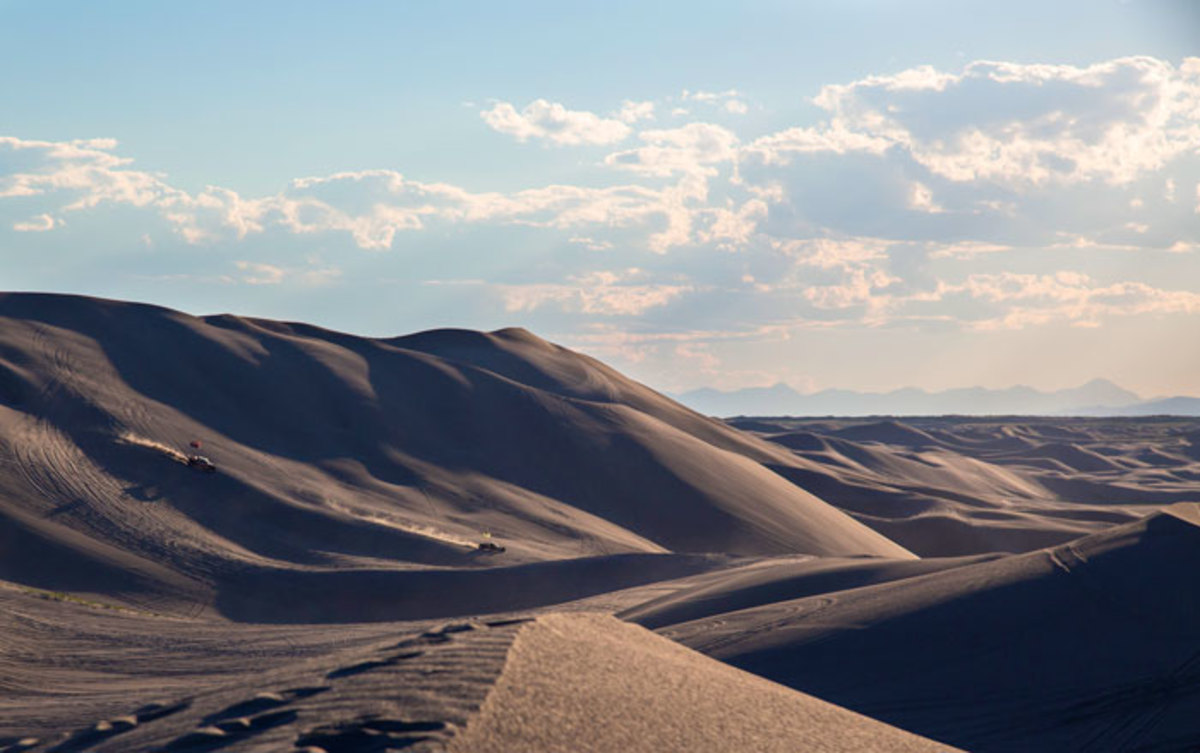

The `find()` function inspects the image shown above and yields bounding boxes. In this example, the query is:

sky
[3,0,1199,397]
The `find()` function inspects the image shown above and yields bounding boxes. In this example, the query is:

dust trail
[325,498,480,549]
[117,432,189,464]
[365,514,481,548]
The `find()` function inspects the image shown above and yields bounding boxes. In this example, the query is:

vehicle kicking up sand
[185,455,216,473]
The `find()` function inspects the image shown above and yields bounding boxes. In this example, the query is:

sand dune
[620,553,1000,629]
[4,292,1197,751]
[0,292,908,620]
[448,613,958,752]
[665,504,1200,751]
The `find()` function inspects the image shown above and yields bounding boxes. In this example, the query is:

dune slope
[665,504,1200,752]
[450,613,958,753]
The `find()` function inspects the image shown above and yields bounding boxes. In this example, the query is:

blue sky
[3,0,1199,396]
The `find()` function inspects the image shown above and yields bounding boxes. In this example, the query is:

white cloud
[682,89,739,102]
[568,236,614,251]
[0,135,178,209]
[480,99,631,145]
[616,100,655,124]
[804,266,900,309]
[723,99,749,115]
[949,271,1200,329]
[605,122,739,177]
[773,237,891,269]
[478,269,695,316]
[231,261,286,285]
[698,198,768,249]
[928,241,1010,259]
[805,56,1200,186]
[0,137,713,252]
[12,213,55,232]
[743,125,890,164]
[908,182,944,213]
[227,260,341,286]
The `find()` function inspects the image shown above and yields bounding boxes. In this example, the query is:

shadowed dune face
[664,506,1200,752]
[619,553,1001,630]
[0,292,908,620]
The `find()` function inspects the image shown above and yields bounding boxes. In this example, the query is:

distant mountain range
[674,378,1200,417]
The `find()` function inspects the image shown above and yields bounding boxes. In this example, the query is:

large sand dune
[0,293,908,619]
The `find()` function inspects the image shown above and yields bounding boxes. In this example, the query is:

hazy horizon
[4,0,1199,397]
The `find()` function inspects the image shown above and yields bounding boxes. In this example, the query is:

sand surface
[449,613,958,752]
[2,292,1199,751]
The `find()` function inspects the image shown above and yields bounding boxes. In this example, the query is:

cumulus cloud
[605,123,739,177]
[0,135,178,209]
[0,137,712,252]
[616,100,655,124]
[480,99,631,145]
[743,125,890,164]
[802,56,1200,186]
